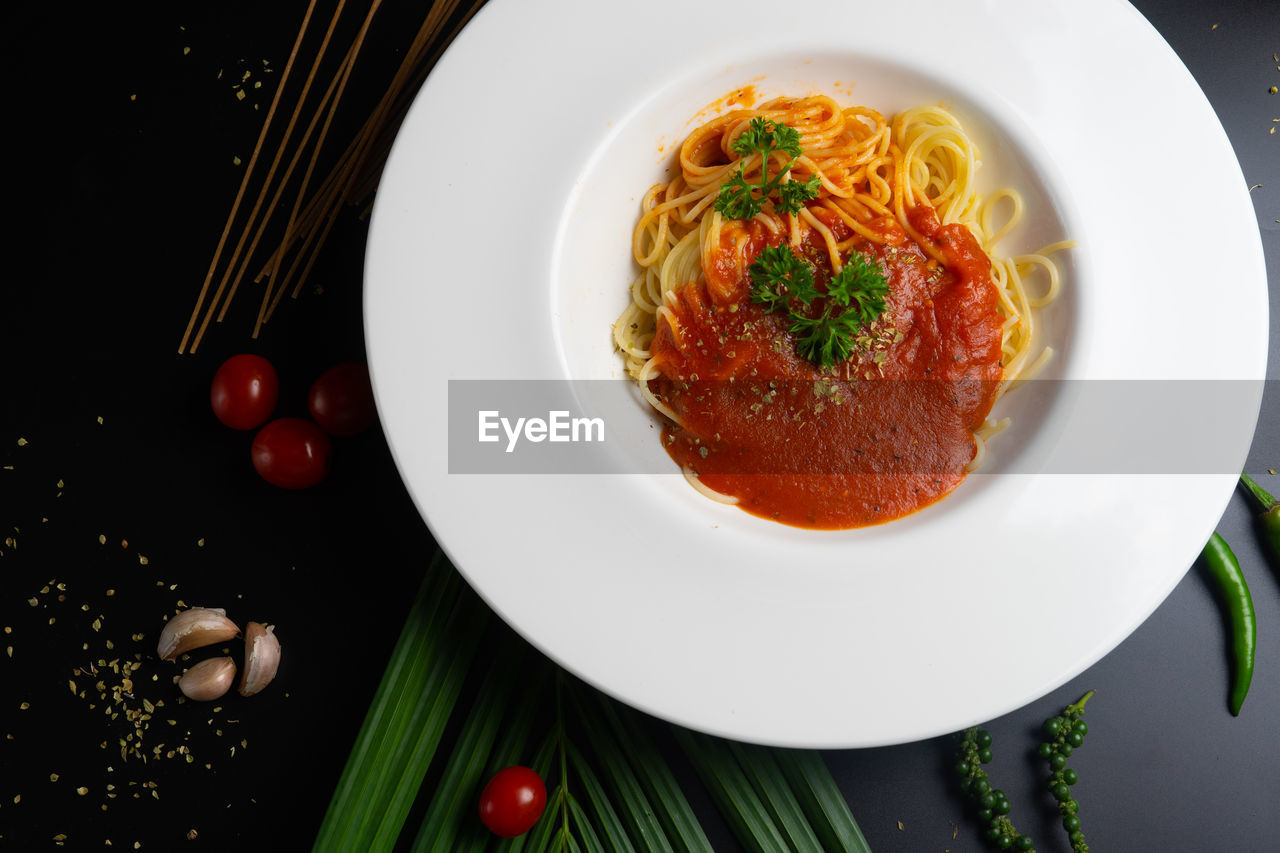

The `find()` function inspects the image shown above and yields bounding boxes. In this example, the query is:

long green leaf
[524,785,565,853]
[455,662,549,853]
[313,554,462,851]
[368,592,488,848]
[588,692,714,853]
[325,558,453,834]
[729,743,824,852]
[566,689,675,853]
[671,727,791,853]
[772,749,872,853]
[565,791,608,853]
[410,642,526,851]
[565,741,639,853]
[484,659,549,772]
[353,562,460,845]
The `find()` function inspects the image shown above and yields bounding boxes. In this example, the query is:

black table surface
[3,1,1278,850]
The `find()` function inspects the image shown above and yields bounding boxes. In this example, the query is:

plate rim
[363,0,1269,747]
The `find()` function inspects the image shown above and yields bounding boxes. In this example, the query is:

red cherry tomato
[210,354,279,430]
[250,418,332,489]
[478,765,546,838]
[308,362,377,437]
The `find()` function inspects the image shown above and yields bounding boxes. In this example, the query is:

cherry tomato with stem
[478,765,547,838]
[251,417,333,489]
[308,362,377,437]
[210,354,279,430]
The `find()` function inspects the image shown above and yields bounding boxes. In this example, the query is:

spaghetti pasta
[614,93,1069,528]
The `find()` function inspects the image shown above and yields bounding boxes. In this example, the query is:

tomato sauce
[648,206,1003,528]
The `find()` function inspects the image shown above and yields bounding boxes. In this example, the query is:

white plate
[365,0,1268,747]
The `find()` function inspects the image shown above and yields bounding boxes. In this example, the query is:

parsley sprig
[748,245,890,367]
[715,117,822,219]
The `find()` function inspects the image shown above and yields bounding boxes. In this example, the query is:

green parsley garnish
[748,245,818,310]
[748,246,890,368]
[715,117,822,219]
[824,251,890,327]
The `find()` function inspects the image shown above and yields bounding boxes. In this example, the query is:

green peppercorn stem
[1040,691,1095,853]
[955,728,1036,853]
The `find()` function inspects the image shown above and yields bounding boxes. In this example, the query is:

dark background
[2,0,1278,850]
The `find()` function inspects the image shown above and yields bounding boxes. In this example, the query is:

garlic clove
[157,607,241,661]
[178,656,237,701]
[239,622,281,697]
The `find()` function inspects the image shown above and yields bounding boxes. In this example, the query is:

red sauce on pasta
[648,205,1003,528]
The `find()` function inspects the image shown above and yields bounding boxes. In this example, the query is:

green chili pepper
[1201,532,1256,716]
[1239,473,1280,561]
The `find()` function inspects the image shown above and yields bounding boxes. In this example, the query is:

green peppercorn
[1063,815,1081,832]
[1066,731,1084,748]
[956,704,1097,853]
[1063,769,1078,785]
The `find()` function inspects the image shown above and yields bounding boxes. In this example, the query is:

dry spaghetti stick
[296,0,458,222]
[266,0,448,318]
[345,0,475,201]
[189,0,343,350]
[305,0,468,222]
[282,190,346,308]
[252,164,339,286]
[267,0,484,328]
[250,0,390,294]
[190,0,344,353]
[179,0,319,353]
[270,137,363,317]
[233,49,351,330]
[261,1,385,325]
[247,36,365,337]
[349,0,488,202]
[251,121,353,285]
[253,0,416,308]
[213,0,355,328]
